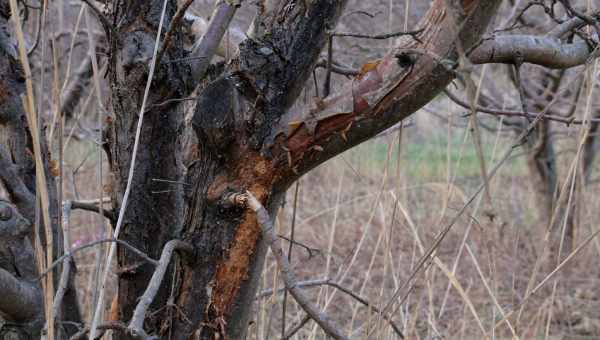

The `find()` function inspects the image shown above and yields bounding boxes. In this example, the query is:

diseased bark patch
[209,151,273,318]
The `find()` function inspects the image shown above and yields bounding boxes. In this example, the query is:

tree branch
[443,89,600,125]
[0,267,41,321]
[183,12,245,58]
[258,277,404,338]
[268,0,503,187]
[70,199,116,223]
[469,35,596,68]
[42,238,159,278]
[128,240,193,337]
[244,192,348,340]
[190,0,241,83]
[0,145,35,220]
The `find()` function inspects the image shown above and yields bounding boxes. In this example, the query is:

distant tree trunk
[519,68,576,255]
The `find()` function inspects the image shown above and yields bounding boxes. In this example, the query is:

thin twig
[443,89,600,125]
[281,314,311,339]
[51,201,74,327]
[259,278,404,338]
[156,0,195,65]
[281,182,300,338]
[332,28,424,40]
[245,192,348,340]
[80,0,113,38]
[41,238,159,279]
[68,322,130,340]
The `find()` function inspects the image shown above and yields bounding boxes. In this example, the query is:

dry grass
[59,112,600,340]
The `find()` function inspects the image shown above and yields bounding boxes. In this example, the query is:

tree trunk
[104,0,503,338]
[0,3,81,338]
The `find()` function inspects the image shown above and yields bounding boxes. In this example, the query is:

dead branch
[443,89,600,125]
[244,192,348,340]
[332,28,424,40]
[42,238,159,278]
[68,321,130,340]
[128,240,193,337]
[269,0,503,186]
[258,277,404,338]
[50,201,74,334]
[156,0,195,64]
[70,199,116,222]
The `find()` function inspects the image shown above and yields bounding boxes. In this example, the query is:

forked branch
[128,240,193,337]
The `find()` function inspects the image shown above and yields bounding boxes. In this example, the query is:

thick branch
[469,35,595,68]
[0,267,41,321]
[184,12,244,58]
[269,0,503,186]
[245,192,348,340]
[70,200,116,222]
[190,0,241,82]
[0,145,35,219]
[128,240,193,336]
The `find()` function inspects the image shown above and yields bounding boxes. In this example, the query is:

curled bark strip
[245,192,348,340]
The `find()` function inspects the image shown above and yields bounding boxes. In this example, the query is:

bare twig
[281,314,311,339]
[315,58,359,76]
[443,89,600,125]
[80,0,113,38]
[68,322,130,340]
[332,28,424,40]
[51,201,74,325]
[259,277,404,338]
[128,240,193,336]
[156,0,195,65]
[41,238,159,279]
[244,192,348,340]
[70,200,116,222]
